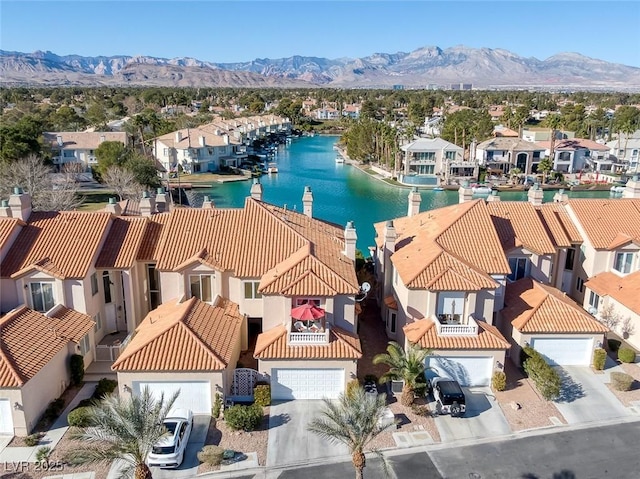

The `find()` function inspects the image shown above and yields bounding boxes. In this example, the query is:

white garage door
[425,356,493,387]
[272,369,344,400]
[0,399,14,435]
[530,338,593,366]
[132,381,211,414]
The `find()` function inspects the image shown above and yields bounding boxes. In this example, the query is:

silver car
[147,408,193,468]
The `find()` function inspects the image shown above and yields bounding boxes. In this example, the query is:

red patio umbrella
[290,303,325,323]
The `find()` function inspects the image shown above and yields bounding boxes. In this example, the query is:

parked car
[147,408,193,468]
[431,378,466,417]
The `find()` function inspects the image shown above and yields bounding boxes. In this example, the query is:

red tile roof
[0,217,24,251]
[486,202,556,255]
[586,271,640,313]
[95,217,148,269]
[536,203,582,247]
[567,199,640,250]
[404,319,511,350]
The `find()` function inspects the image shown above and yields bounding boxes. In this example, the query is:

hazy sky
[2,1,639,66]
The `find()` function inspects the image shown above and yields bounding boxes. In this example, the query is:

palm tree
[308,386,397,479]
[64,387,179,479]
[545,114,563,171]
[373,341,431,406]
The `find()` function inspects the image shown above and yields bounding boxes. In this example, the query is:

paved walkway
[0,382,96,463]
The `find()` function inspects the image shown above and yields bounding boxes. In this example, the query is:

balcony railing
[434,315,478,336]
[288,328,330,344]
[95,332,133,362]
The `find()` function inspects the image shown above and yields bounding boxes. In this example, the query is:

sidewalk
[0,382,96,463]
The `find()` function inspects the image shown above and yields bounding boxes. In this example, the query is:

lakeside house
[43,131,128,172]
[398,137,475,186]
[475,137,546,175]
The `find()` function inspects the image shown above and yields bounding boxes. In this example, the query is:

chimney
[105,197,122,216]
[56,135,63,147]
[553,188,568,203]
[199,135,206,147]
[175,131,183,143]
[202,195,214,209]
[528,183,544,206]
[622,174,640,199]
[343,221,357,261]
[486,190,501,202]
[0,199,12,217]
[383,220,397,296]
[8,187,32,221]
[250,178,263,201]
[99,135,106,144]
[458,181,473,204]
[155,187,169,213]
[302,186,313,218]
[140,191,155,217]
[407,187,421,217]
[223,134,230,145]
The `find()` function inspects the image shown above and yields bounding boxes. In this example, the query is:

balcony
[288,326,330,344]
[434,315,478,336]
[95,331,132,362]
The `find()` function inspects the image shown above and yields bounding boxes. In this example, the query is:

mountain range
[2,45,639,89]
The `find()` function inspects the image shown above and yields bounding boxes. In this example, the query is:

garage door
[0,399,13,435]
[530,338,593,366]
[425,356,493,387]
[272,369,344,400]
[132,381,211,414]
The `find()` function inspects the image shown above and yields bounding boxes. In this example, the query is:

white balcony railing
[95,333,133,362]
[434,316,478,336]
[288,328,330,344]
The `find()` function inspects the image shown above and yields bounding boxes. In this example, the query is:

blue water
[199,136,608,252]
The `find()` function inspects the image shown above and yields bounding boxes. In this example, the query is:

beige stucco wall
[257,359,358,387]
[229,276,263,318]
[0,278,19,312]
[595,296,640,351]
[262,295,289,331]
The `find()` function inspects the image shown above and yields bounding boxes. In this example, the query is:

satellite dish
[360,282,371,293]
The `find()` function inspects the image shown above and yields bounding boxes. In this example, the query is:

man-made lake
[199,135,608,252]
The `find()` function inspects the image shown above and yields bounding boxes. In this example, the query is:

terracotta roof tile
[11,257,65,280]
[0,217,24,251]
[536,203,582,247]
[505,278,608,333]
[1,211,111,279]
[112,297,243,371]
[0,306,93,387]
[137,214,170,262]
[586,271,640,313]
[44,131,127,150]
[410,252,497,291]
[567,199,640,250]
[254,325,362,360]
[48,306,95,343]
[404,319,511,350]
[486,202,556,255]
[95,217,148,269]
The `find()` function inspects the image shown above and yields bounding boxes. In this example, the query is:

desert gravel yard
[606,362,640,407]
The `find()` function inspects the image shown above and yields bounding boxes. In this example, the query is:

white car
[147,408,193,468]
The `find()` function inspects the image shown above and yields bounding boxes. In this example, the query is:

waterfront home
[521,127,575,142]
[314,107,340,120]
[43,131,128,172]
[399,137,473,186]
[342,104,361,119]
[535,138,611,174]
[606,137,640,173]
[475,137,546,175]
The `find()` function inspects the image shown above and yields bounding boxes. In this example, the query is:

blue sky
[2,1,639,66]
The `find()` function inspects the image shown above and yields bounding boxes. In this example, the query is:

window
[576,276,585,293]
[103,272,112,304]
[437,292,465,322]
[565,248,576,271]
[388,310,397,334]
[416,152,436,161]
[30,282,55,312]
[147,264,161,310]
[79,333,90,355]
[91,273,99,296]
[507,257,528,282]
[190,274,213,302]
[93,312,102,333]
[445,151,457,161]
[244,281,262,299]
[614,252,634,274]
[588,291,600,310]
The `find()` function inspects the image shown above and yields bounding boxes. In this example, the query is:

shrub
[345,379,361,400]
[411,404,431,417]
[523,347,561,401]
[592,348,607,370]
[24,433,43,447]
[197,445,225,466]
[76,398,94,409]
[67,406,92,427]
[492,371,507,391]
[610,372,634,391]
[253,385,271,407]
[70,354,84,385]
[93,378,118,399]
[608,339,621,352]
[224,404,263,432]
[43,398,65,421]
[618,348,636,364]
[212,393,222,419]
[414,373,428,398]
[35,446,51,462]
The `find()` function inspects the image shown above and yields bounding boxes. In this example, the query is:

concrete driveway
[431,387,511,442]
[149,415,210,479]
[267,400,348,467]
[553,365,631,424]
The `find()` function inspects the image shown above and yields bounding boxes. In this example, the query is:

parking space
[431,387,511,442]
[267,400,348,467]
[553,366,631,424]
[149,415,210,479]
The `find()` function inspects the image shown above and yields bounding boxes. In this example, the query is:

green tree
[64,387,178,479]
[50,105,85,131]
[537,157,553,183]
[373,341,431,406]
[94,141,128,180]
[308,386,396,479]
[613,105,640,161]
[0,115,43,161]
[543,114,563,169]
[513,105,530,136]
[126,153,161,189]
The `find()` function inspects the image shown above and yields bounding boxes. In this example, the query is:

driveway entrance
[267,401,348,467]
[432,387,511,442]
